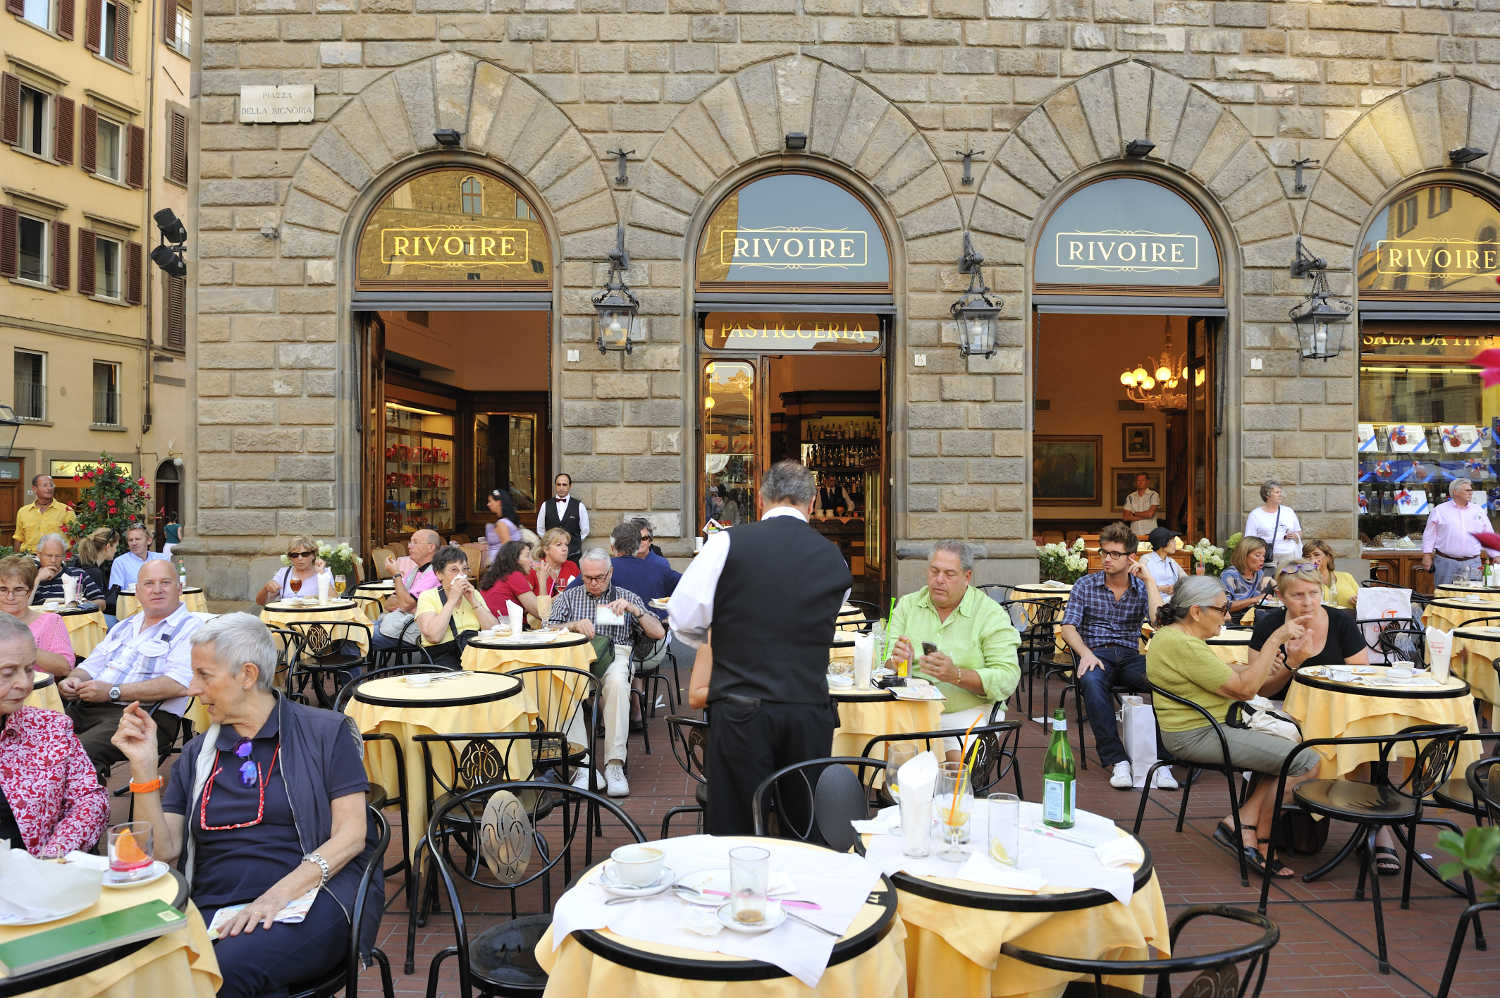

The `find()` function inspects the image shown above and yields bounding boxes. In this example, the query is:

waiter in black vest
[670,460,851,836]
[536,472,589,563]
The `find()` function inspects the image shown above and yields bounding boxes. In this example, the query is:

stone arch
[1303,78,1500,286]
[279,53,618,269]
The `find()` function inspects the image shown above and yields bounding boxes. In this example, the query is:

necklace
[200,741,281,831]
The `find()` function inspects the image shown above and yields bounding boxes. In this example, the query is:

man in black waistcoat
[536,472,589,563]
[669,460,852,836]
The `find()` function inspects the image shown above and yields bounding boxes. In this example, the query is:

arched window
[1358,184,1500,296]
[460,176,482,214]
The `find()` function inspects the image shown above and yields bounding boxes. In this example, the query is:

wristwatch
[303,852,331,887]
[109,685,122,702]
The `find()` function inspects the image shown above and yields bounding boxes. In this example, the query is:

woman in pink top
[0,556,74,677]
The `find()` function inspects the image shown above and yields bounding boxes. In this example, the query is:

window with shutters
[94,235,120,300]
[13,351,46,423]
[166,108,187,187]
[16,215,47,286]
[162,273,186,351]
[170,5,190,58]
[16,85,50,159]
[100,0,127,66]
[92,361,120,427]
[94,115,121,181]
[20,0,51,31]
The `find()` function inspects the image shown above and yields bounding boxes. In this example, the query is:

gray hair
[760,460,817,507]
[579,547,611,568]
[36,533,67,553]
[126,523,152,539]
[190,612,278,693]
[1450,478,1475,497]
[1259,480,1282,502]
[610,522,639,556]
[930,539,973,573]
[0,612,36,649]
[1158,575,1227,626]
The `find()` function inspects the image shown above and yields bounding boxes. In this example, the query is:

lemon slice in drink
[989,840,1012,865]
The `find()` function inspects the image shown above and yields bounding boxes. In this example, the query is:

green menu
[0,900,187,977]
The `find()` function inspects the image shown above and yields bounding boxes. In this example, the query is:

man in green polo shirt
[888,540,1021,761]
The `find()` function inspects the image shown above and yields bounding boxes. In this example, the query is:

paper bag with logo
[1356,587,1413,663]
[1116,694,1159,788]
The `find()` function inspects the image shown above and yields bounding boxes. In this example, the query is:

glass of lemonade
[937,761,973,861]
[988,793,1020,867]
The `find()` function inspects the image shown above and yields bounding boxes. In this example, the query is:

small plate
[597,864,675,897]
[649,598,670,609]
[717,901,786,934]
[0,899,94,926]
[827,675,853,688]
[103,861,170,889]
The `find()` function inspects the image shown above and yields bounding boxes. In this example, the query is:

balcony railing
[93,391,121,427]
[13,381,45,421]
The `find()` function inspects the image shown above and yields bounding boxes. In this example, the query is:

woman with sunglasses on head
[1147,576,1322,879]
[255,535,333,607]
[1248,562,1367,698]
[111,613,383,998]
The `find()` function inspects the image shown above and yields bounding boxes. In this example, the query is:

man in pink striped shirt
[1421,480,1499,585]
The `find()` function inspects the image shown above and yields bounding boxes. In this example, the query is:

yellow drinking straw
[947,712,986,824]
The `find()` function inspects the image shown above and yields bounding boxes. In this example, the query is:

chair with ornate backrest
[1434,757,1500,998]
[507,665,600,791]
[1000,904,1279,998]
[285,619,372,709]
[660,714,709,838]
[1002,597,1066,720]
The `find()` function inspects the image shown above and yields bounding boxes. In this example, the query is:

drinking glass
[886,742,919,803]
[728,846,770,926]
[288,577,303,597]
[108,821,154,881]
[987,793,1021,867]
[334,574,347,597]
[937,761,973,861]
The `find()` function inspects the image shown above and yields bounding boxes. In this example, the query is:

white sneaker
[571,768,594,790]
[604,764,630,798]
[1152,767,1179,790]
[1110,761,1134,789]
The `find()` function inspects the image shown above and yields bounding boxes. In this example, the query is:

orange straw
[947,712,985,824]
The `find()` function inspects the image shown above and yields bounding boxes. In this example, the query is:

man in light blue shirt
[108,524,169,590]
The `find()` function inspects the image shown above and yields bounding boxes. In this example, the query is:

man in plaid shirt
[548,548,665,798]
[1060,521,1173,791]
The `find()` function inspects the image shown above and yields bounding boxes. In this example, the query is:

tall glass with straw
[937,761,973,860]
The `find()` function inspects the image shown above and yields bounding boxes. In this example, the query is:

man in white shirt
[60,560,203,780]
[1121,472,1160,538]
[108,524,169,590]
[536,473,589,564]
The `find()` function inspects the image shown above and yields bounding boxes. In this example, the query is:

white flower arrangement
[1189,538,1226,577]
[280,540,363,579]
[1038,538,1090,583]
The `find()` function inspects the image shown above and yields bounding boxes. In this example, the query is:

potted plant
[1037,538,1089,584]
[63,453,152,553]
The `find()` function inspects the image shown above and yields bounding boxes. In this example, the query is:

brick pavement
[114,702,1499,997]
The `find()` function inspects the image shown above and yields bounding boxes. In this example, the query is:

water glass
[898,785,932,858]
[108,821,154,881]
[987,793,1021,867]
[937,761,973,861]
[728,846,770,926]
[885,742,918,802]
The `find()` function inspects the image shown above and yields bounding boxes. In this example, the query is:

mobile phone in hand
[921,641,938,656]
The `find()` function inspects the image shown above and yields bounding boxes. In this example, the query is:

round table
[1449,626,1500,707]
[1011,584,1073,599]
[0,870,219,998]
[1205,629,1253,666]
[353,582,394,622]
[50,606,107,658]
[1422,597,1500,635]
[828,684,946,758]
[261,599,370,655]
[462,633,596,718]
[1434,584,1500,602]
[116,588,207,620]
[23,674,64,712]
[536,837,906,997]
[1283,667,1482,780]
[344,670,532,862]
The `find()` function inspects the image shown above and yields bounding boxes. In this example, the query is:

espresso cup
[1330,667,1354,683]
[610,844,665,886]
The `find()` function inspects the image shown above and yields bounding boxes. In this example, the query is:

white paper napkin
[954,852,1045,892]
[0,844,102,924]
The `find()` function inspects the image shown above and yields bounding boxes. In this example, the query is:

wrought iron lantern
[593,226,641,354]
[949,234,1002,359]
[1288,237,1352,361]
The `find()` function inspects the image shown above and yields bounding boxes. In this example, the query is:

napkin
[852,632,873,689]
[61,574,77,605]
[507,601,524,635]
[0,844,102,924]
[316,574,330,604]
[1095,836,1145,868]
[954,852,1045,892]
[897,752,939,857]
[1427,625,1453,683]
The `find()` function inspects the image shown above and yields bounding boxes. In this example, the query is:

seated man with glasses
[549,548,665,799]
[1059,521,1175,790]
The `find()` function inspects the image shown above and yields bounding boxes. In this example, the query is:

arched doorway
[1030,176,1227,547]
[693,171,893,600]
[352,166,554,560]
[154,459,180,552]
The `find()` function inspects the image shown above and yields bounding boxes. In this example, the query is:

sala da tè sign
[380,227,531,266]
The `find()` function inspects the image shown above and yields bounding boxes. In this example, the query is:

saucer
[827,675,854,688]
[104,861,170,889]
[717,901,787,934]
[597,864,675,898]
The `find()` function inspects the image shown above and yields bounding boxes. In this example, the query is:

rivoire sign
[380,228,530,265]
[1051,231,1200,273]
[718,228,868,268]
[1374,240,1500,278]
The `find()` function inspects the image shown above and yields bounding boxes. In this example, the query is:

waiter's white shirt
[535,495,590,541]
[669,506,850,649]
[1123,489,1160,536]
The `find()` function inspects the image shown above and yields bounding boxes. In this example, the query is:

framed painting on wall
[1122,423,1155,462]
[1033,435,1102,507]
[1112,467,1165,512]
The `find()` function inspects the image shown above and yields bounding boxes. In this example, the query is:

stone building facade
[181,0,1500,596]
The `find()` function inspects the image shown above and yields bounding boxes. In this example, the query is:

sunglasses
[1277,562,1316,575]
[288,551,315,558]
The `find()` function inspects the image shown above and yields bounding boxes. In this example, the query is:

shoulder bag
[424,584,477,667]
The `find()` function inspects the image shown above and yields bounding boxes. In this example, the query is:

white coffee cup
[610,844,664,887]
[1386,666,1414,680]
[1330,667,1354,683]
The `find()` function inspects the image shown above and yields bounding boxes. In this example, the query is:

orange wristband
[129,776,163,794]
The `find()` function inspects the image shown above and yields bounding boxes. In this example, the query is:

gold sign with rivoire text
[719,228,867,268]
[1053,231,1200,273]
[1374,240,1500,279]
[380,227,530,267]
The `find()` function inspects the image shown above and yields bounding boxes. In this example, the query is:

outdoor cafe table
[115,587,207,620]
[1282,667,1482,780]
[1423,597,1500,634]
[462,631,596,717]
[828,683,945,759]
[1434,583,1500,602]
[0,870,219,998]
[23,674,64,712]
[1449,626,1500,709]
[344,670,532,862]
[536,836,906,998]
[353,581,394,621]
[1205,629,1253,666]
[260,598,370,655]
[52,606,106,658]
[861,805,1168,998]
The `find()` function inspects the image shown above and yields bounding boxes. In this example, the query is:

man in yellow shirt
[14,475,77,553]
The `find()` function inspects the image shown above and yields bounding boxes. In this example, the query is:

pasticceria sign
[380,227,530,266]
[702,312,883,352]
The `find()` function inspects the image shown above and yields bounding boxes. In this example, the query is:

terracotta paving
[115,693,1500,997]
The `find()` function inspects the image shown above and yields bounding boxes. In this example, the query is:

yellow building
[2,0,182,538]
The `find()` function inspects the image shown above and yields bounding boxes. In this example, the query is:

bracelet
[129,776,163,793]
[303,852,331,887]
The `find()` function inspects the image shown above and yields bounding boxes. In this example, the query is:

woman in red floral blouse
[0,614,108,856]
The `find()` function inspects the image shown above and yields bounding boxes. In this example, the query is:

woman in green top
[1146,576,1320,879]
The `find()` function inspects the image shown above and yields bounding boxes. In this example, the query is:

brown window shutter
[4,0,24,17]
[164,274,186,349]
[78,229,96,297]
[85,0,100,53]
[80,105,97,173]
[1,74,18,148]
[168,109,187,185]
[0,206,17,280]
[127,124,144,188]
[126,240,142,305]
[162,0,174,44]
[113,3,129,66]
[52,221,70,290]
[54,97,74,166]
[57,0,74,39]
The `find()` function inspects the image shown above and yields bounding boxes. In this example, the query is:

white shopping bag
[1356,587,1413,663]
[1117,695,1159,789]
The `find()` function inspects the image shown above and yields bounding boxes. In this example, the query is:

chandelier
[1119,318,1203,411]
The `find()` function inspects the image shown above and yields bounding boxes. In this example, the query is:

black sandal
[1254,841,1296,879]
[1372,846,1402,876]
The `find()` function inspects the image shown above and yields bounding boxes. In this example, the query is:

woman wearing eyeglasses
[255,535,333,607]
[1147,576,1321,879]
[111,613,383,998]
[0,555,75,679]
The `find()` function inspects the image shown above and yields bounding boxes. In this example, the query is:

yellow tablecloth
[353,586,393,622]
[1283,674,1482,780]
[1424,599,1500,633]
[24,680,64,712]
[832,696,946,758]
[462,639,596,718]
[116,589,207,620]
[61,609,108,658]
[1452,627,1500,706]
[1434,584,1500,602]
[261,601,370,655]
[344,672,536,861]
[0,875,219,998]
[1206,634,1252,667]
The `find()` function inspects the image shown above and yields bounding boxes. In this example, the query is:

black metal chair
[859,719,1025,804]
[1001,597,1065,721]
[1000,904,1279,998]
[1130,685,1252,886]
[1353,616,1426,666]
[370,633,434,671]
[1434,757,1500,998]
[751,756,888,852]
[1429,733,1500,823]
[976,583,1013,605]
[660,714,708,838]
[286,805,396,998]
[421,782,646,997]
[1258,724,1470,973]
[508,665,600,790]
[286,619,372,709]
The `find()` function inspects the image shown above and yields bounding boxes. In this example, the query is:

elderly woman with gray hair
[1147,576,1321,879]
[110,613,383,998]
[1243,480,1302,570]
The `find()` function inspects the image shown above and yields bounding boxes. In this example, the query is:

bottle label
[1043,777,1069,823]
[1052,718,1067,731]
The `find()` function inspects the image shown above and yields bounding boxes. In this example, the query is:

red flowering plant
[63,453,152,551]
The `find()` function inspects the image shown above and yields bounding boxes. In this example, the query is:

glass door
[474,412,539,515]
[700,359,758,535]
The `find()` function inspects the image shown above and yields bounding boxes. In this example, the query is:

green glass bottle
[1042,707,1076,829]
